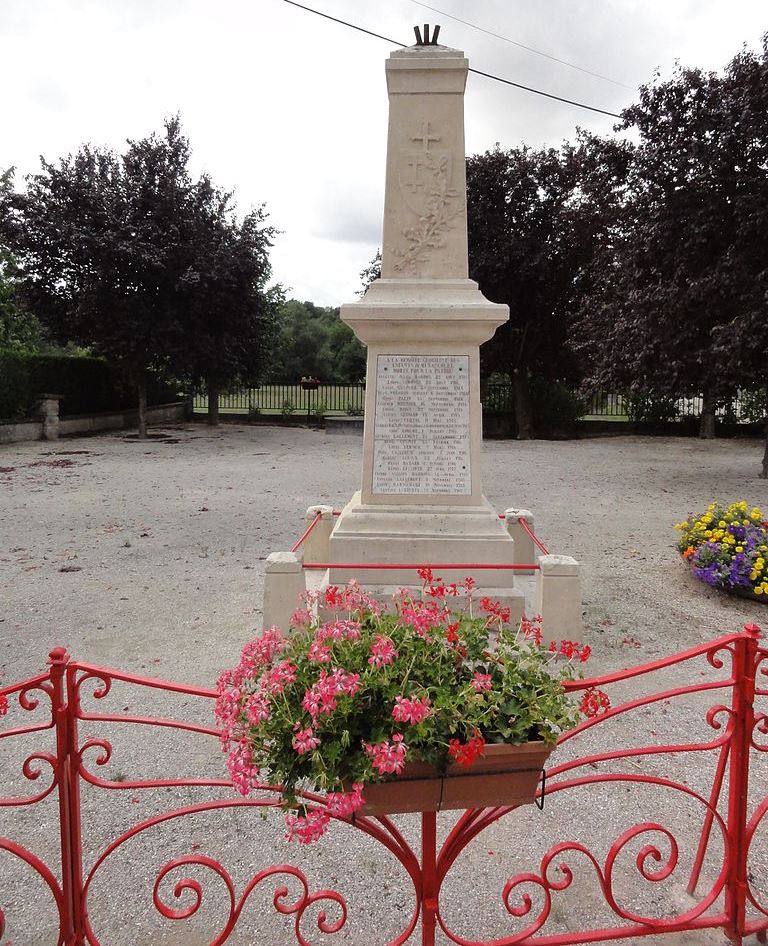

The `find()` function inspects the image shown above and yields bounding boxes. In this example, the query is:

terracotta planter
[356,741,553,816]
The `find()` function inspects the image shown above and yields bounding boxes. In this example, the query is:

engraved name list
[372,354,471,496]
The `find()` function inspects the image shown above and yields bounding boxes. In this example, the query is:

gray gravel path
[1,424,767,945]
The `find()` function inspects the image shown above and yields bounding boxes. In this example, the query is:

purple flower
[728,553,752,588]
[693,562,721,587]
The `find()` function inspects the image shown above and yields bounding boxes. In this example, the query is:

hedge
[0,349,181,420]
[0,350,34,419]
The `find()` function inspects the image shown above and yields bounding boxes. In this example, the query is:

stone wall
[0,402,186,444]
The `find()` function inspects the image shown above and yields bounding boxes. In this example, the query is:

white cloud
[2,0,766,305]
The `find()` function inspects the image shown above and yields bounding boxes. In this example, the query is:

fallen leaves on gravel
[0,466,15,473]
[58,565,83,573]
[29,458,77,468]
[42,450,91,456]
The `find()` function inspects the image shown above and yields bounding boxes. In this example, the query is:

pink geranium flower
[292,725,321,755]
[471,672,492,693]
[368,634,398,668]
[227,739,260,796]
[325,783,364,817]
[391,695,432,725]
[308,640,332,663]
[245,691,270,725]
[364,734,407,775]
[285,809,330,844]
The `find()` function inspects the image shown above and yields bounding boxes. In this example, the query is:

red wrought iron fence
[1,626,767,945]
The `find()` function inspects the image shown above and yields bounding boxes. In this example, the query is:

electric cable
[280,0,623,118]
[410,0,634,91]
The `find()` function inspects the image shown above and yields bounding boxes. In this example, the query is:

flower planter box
[357,741,553,816]
[731,585,768,604]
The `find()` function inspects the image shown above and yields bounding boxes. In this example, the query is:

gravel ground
[1,423,768,946]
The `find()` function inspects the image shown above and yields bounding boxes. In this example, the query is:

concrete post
[504,508,536,574]
[536,554,582,642]
[302,505,336,565]
[262,551,305,633]
[37,394,61,441]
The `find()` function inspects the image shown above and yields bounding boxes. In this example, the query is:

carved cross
[404,157,424,192]
[411,122,440,153]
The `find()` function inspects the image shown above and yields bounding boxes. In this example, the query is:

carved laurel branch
[394,152,462,274]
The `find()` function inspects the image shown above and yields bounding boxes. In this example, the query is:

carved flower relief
[394,135,463,275]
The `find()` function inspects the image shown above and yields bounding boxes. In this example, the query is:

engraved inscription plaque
[372,354,471,495]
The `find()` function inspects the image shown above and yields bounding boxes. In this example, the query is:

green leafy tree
[576,39,768,460]
[182,189,280,426]
[0,118,277,436]
[466,139,629,438]
[270,299,365,383]
[0,246,48,351]
[327,316,366,383]
[359,250,381,294]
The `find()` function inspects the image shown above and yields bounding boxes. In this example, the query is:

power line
[282,0,404,48]
[410,0,634,91]
[280,0,622,119]
[468,66,621,118]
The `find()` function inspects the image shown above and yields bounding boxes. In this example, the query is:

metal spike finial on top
[413,23,440,46]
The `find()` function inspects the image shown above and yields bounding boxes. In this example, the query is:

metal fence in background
[191,383,765,423]
[192,383,366,416]
[580,391,764,421]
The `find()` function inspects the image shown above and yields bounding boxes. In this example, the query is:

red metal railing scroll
[1,625,766,945]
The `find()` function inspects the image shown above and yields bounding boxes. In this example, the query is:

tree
[181,188,279,426]
[0,118,277,436]
[358,250,381,294]
[269,300,365,383]
[0,246,48,351]
[575,39,768,456]
[466,139,628,437]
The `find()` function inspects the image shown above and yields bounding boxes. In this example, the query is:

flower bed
[215,572,609,842]
[676,500,768,600]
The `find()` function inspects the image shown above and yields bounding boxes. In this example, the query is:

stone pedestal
[262,552,305,632]
[504,508,536,575]
[261,34,582,633]
[327,40,520,610]
[536,555,582,641]
[302,505,336,564]
[37,394,61,441]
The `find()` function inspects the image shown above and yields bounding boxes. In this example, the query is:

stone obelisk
[328,28,522,613]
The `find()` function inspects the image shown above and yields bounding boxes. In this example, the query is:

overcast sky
[3,1,767,305]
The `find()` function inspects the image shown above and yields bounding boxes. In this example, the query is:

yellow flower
[743,520,750,527]
[705,531,713,538]
[718,520,726,528]
[751,507,763,519]
[757,587,764,596]
[735,546,744,553]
